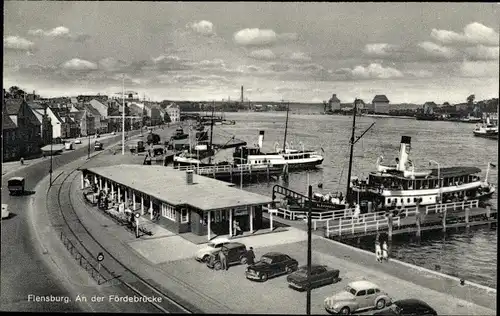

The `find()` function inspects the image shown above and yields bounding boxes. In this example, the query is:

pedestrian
[246,247,255,265]
[375,240,382,262]
[20,157,24,165]
[382,241,389,261]
[219,247,228,271]
[232,219,238,236]
[353,203,361,221]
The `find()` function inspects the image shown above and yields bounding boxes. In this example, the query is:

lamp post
[429,160,441,203]
[87,114,91,160]
[49,138,53,186]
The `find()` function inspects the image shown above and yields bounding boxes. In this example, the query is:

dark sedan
[287,264,340,291]
[245,252,298,282]
[373,299,437,316]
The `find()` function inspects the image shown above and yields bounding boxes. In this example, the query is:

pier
[175,164,284,182]
[264,200,497,240]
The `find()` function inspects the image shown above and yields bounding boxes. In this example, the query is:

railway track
[45,151,193,313]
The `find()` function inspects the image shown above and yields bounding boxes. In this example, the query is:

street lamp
[306,184,312,315]
[49,138,53,186]
[87,115,91,160]
[429,160,441,203]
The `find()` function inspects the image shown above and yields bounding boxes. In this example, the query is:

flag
[490,163,496,168]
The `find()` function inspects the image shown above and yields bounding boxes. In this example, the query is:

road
[0,133,135,312]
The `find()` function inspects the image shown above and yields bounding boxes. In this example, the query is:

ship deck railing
[176,163,281,175]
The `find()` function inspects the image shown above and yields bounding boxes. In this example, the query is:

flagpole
[122,75,125,155]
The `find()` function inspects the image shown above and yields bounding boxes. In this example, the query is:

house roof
[31,108,44,124]
[84,104,102,117]
[372,95,390,103]
[2,114,18,130]
[4,99,24,115]
[48,107,65,123]
[89,99,108,117]
[27,102,45,110]
[84,165,273,211]
[329,94,340,102]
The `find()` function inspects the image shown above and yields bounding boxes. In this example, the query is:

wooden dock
[175,164,284,182]
[264,200,497,240]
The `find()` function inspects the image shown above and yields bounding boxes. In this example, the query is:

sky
[3,2,499,103]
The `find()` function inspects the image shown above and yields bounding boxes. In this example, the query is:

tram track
[45,148,194,313]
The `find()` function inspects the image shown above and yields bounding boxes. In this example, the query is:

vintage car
[373,299,437,316]
[287,264,340,291]
[7,177,25,195]
[245,252,298,282]
[2,204,10,219]
[206,242,248,270]
[195,237,231,262]
[324,280,392,315]
[74,139,82,144]
[94,141,104,151]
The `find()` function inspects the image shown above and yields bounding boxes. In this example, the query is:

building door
[234,207,249,231]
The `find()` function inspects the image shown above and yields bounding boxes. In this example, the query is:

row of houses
[2,94,181,162]
[327,94,391,114]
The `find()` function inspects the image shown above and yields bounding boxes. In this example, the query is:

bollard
[442,209,447,233]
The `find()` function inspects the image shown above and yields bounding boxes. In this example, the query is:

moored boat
[473,116,498,139]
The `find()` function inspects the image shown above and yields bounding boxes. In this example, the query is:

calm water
[210,109,498,288]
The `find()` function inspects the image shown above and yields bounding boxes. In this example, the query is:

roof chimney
[186,170,194,185]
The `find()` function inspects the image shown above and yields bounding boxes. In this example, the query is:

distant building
[84,103,108,134]
[355,99,366,114]
[3,98,42,159]
[423,102,437,115]
[144,104,162,126]
[48,106,70,139]
[28,102,53,146]
[328,94,341,112]
[372,95,390,114]
[166,103,180,122]
[77,94,108,104]
[2,115,19,161]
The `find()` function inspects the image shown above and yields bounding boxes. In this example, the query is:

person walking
[353,203,361,222]
[246,247,256,265]
[375,240,382,262]
[219,247,228,271]
[382,241,389,262]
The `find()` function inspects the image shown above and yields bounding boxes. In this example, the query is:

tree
[8,86,26,99]
[443,102,450,106]
[163,112,171,123]
[467,94,475,106]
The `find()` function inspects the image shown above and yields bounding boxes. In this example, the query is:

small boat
[460,115,482,123]
[473,116,498,139]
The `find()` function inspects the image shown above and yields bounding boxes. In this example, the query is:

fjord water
[213,109,497,288]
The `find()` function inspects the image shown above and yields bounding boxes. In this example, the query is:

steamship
[233,131,324,170]
[350,136,496,208]
[473,116,498,139]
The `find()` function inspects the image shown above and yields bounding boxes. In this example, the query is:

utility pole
[282,99,289,152]
[306,185,312,315]
[49,139,53,186]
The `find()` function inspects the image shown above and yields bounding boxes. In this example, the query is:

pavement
[67,171,496,314]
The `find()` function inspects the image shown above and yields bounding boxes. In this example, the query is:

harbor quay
[62,153,495,315]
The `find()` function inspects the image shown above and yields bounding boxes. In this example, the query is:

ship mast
[283,100,289,153]
[345,99,375,206]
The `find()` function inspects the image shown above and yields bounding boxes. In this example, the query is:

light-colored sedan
[195,237,231,262]
[324,280,392,315]
[2,204,10,219]
[74,139,82,144]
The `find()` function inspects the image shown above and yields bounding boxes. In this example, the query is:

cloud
[269,63,290,72]
[98,57,129,72]
[151,55,192,71]
[341,63,404,79]
[195,59,226,68]
[234,28,277,46]
[249,49,276,60]
[406,70,434,78]
[186,20,215,36]
[363,43,400,56]
[4,36,35,51]
[157,74,230,86]
[418,41,457,59]
[460,61,499,78]
[288,52,312,62]
[430,22,499,46]
[463,45,499,61]
[277,33,298,42]
[61,58,98,71]
[28,26,90,41]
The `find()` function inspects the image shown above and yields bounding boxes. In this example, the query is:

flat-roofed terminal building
[80,165,273,240]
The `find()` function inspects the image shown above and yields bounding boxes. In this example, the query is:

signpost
[96,252,104,271]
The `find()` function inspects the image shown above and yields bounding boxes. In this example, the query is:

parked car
[206,242,248,270]
[245,252,298,282]
[373,299,437,316]
[74,139,82,144]
[324,280,392,315]
[287,264,340,291]
[94,141,103,151]
[195,237,231,262]
[2,204,10,219]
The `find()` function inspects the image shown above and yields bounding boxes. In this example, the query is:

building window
[161,203,176,221]
[180,208,189,223]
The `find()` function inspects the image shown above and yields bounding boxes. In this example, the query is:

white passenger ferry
[350,136,496,208]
